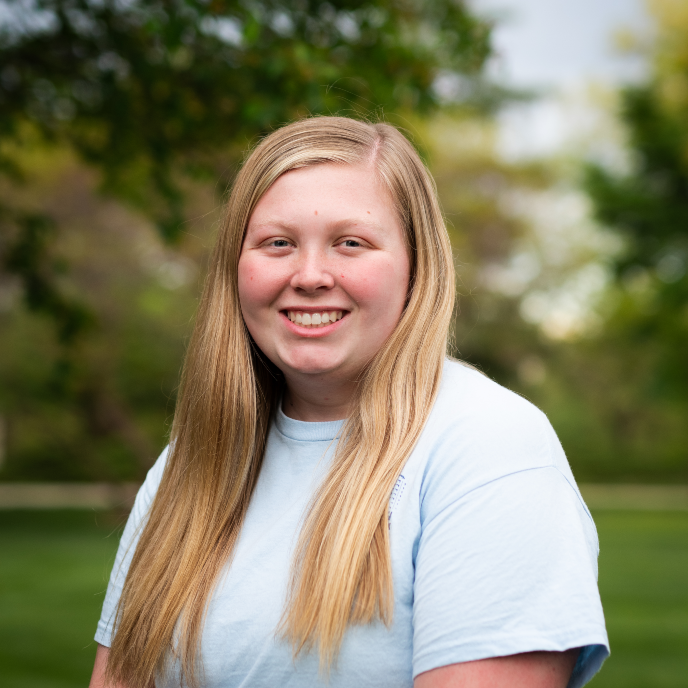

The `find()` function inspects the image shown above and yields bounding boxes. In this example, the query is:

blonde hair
[107,117,455,687]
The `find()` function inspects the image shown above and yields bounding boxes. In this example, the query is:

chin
[280,352,347,377]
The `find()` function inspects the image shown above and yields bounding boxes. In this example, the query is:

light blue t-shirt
[96,360,609,687]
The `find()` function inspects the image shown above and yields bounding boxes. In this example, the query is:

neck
[281,374,355,422]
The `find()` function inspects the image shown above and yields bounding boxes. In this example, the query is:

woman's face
[238,162,411,387]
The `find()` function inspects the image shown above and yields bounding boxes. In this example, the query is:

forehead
[248,163,397,224]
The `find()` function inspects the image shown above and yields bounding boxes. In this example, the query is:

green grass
[0,509,686,687]
[0,510,125,688]
[590,511,688,688]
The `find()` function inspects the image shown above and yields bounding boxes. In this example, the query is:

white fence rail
[0,483,140,509]
[0,482,687,510]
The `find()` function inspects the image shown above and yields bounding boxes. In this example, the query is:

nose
[289,248,335,293]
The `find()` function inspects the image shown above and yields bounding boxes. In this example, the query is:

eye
[341,239,361,248]
[270,239,291,248]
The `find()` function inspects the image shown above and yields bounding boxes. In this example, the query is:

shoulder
[435,358,547,432]
[144,445,170,494]
[414,359,574,505]
[94,446,171,647]
[129,445,170,522]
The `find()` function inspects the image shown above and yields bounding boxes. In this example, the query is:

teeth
[286,310,345,328]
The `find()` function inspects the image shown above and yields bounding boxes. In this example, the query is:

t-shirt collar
[274,404,346,442]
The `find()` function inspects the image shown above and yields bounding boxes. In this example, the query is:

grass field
[591,511,688,688]
[0,509,686,688]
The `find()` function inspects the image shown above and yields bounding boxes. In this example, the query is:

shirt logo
[388,474,406,527]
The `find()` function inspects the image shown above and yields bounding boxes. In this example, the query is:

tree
[1,0,490,233]
[1,0,491,333]
[571,0,688,481]
[584,0,688,405]
[0,0,494,479]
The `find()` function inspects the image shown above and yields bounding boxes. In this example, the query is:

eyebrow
[248,217,385,233]
[330,218,385,233]
[248,218,298,232]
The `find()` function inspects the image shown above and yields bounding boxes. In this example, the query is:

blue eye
[343,240,361,248]
[271,239,290,247]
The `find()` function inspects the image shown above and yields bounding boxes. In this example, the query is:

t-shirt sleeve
[94,447,169,647]
[412,464,609,687]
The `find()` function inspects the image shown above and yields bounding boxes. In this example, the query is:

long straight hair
[107,117,455,688]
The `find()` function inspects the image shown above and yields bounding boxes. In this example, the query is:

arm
[91,452,170,688]
[89,645,155,688]
[89,644,112,688]
[415,649,579,688]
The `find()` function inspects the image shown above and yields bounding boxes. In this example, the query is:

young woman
[90,117,609,688]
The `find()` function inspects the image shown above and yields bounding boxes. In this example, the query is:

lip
[280,310,349,338]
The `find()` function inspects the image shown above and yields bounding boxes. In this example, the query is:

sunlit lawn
[0,509,686,688]
[0,510,124,688]
[589,511,688,688]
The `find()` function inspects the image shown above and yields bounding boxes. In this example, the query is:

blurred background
[0,0,686,686]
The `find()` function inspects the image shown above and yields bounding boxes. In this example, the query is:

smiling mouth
[285,310,345,328]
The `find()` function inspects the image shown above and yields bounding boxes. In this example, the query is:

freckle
[314,210,318,215]
[367,211,370,214]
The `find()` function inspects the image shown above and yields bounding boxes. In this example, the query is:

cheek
[351,255,410,317]
[237,256,280,316]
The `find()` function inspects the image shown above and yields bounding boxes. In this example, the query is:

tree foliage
[586,85,688,275]
[0,0,492,343]
[0,0,494,480]
[584,0,688,393]
[1,0,491,235]
[570,0,688,481]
